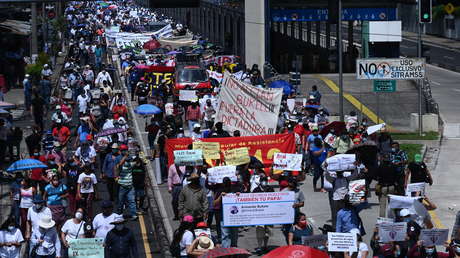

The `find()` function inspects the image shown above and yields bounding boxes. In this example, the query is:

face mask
[8,226,15,231]
[391,148,396,152]
[115,224,124,231]
[35,204,43,210]
[298,220,307,228]
[75,212,83,220]
[425,248,435,255]
[403,217,411,222]
[34,152,39,156]
[112,149,118,154]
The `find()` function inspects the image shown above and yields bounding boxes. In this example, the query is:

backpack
[169,240,182,258]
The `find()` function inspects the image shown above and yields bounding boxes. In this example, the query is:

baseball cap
[183,215,194,223]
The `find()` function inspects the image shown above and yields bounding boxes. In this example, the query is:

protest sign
[326,154,356,171]
[405,182,425,197]
[222,192,295,227]
[194,228,212,238]
[207,165,237,183]
[273,153,302,171]
[224,147,250,166]
[388,195,419,209]
[179,90,198,102]
[327,232,357,252]
[173,150,203,166]
[378,222,407,242]
[193,141,220,159]
[166,133,296,167]
[287,99,296,113]
[348,179,366,202]
[68,238,104,258]
[376,217,394,228]
[420,229,449,246]
[302,234,328,248]
[215,72,283,136]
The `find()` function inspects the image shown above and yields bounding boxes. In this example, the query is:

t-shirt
[61,219,85,242]
[289,225,313,245]
[27,207,52,233]
[0,228,24,258]
[307,134,323,150]
[77,95,89,113]
[179,230,194,256]
[44,184,67,206]
[77,173,97,193]
[132,164,146,189]
[93,213,117,240]
[349,242,369,258]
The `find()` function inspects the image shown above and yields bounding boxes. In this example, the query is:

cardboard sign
[302,234,328,248]
[348,179,366,202]
[420,229,449,246]
[376,217,394,228]
[326,154,356,171]
[224,147,250,166]
[388,195,419,209]
[193,141,220,160]
[405,182,425,197]
[327,232,357,252]
[179,90,198,102]
[207,165,237,184]
[222,192,295,227]
[273,153,302,171]
[173,150,203,166]
[378,222,407,242]
[68,238,104,258]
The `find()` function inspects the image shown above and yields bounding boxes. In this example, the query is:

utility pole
[31,2,38,56]
[418,21,423,136]
[338,0,344,122]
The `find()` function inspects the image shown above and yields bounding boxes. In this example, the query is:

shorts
[135,188,145,198]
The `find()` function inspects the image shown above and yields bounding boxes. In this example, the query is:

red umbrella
[198,247,251,258]
[263,245,328,258]
[319,121,346,138]
[142,39,161,51]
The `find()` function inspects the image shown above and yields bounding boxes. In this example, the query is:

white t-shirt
[61,219,85,242]
[349,242,369,258]
[77,95,89,113]
[77,173,98,194]
[27,207,52,233]
[179,230,194,256]
[0,228,24,258]
[93,213,117,240]
[75,146,97,162]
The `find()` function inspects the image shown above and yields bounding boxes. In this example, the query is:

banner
[207,165,237,183]
[166,133,296,168]
[68,238,104,258]
[193,141,220,159]
[224,147,250,166]
[179,90,198,102]
[222,192,295,227]
[405,182,425,197]
[348,179,366,202]
[420,229,449,246]
[173,150,203,166]
[152,24,173,38]
[142,66,175,86]
[273,153,302,171]
[356,58,425,80]
[378,222,407,242]
[207,70,224,83]
[327,232,357,252]
[302,235,328,248]
[215,72,283,136]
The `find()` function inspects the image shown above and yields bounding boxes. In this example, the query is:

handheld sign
[68,238,104,258]
[224,147,250,166]
[273,153,302,171]
[378,222,407,242]
[174,150,203,166]
[179,90,198,102]
[207,165,237,183]
[327,232,357,252]
[348,179,366,202]
[420,229,449,246]
[302,234,327,248]
[193,141,220,160]
[405,182,425,197]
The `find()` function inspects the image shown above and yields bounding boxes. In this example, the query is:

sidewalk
[403,31,460,52]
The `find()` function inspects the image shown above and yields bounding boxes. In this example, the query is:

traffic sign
[373,80,396,92]
[445,3,455,15]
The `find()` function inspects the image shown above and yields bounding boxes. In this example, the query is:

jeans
[106,177,118,202]
[118,185,136,217]
[313,165,324,189]
[171,185,182,218]
[220,221,238,248]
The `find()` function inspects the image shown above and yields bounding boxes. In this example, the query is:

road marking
[138,214,153,258]
[428,210,447,229]
[431,81,441,86]
[314,75,392,129]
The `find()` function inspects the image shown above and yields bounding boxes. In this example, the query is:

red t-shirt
[52,126,70,144]
[30,156,47,181]
[186,106,201,121]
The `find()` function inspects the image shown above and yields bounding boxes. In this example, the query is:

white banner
[378,222,407,242]
[405,182,425,197]
[273,153,302,171]
[207,165,237,184]
[215,72,283,136]
[152,24,173,38]
[327,232,357,252]
[179,90,198,102]
[222,192,295,227]
[420,229,449,246]
[356,58,425,80]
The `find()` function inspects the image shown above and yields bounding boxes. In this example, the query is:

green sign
[373,80,396,92]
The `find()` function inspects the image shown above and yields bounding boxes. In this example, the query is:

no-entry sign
[356,58,425,80]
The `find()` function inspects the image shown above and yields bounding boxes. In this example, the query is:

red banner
[165,133,296,167]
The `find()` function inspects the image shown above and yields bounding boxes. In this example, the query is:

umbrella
[166,50,181,55]
[263,245,328,258]
[96,127,127,138]
[319,121,346,138]
[143,39,161,51]
[108,4,118,9]
[0,101,16,109]
[199,247,251,258]
[135,104,162,115]
[7,158,47,172]
[268,80,294,96]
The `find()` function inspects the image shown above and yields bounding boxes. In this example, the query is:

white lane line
[431,81,441,86]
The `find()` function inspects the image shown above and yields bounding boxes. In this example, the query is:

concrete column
[239,18,245,61]
[31,3,38,55]
[245,0,265,68]
[307,22,311,44]
[315,21,320,47]
[220,13,225,47]
[233,18,238,55]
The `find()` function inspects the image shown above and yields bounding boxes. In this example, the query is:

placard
[378,222,407,242]
[348,179,366,202]
[179,90,198,102]
[273,153,302,171]
[326,154,356,171]
[207,165,237,184]
[68,238,104,258]
[327,232,357,252]
[405,182,425,197]
[224,147,250,166]
[376,217,394,228]
[193,141,220,159]
[287,99,296,113]
[222,192,295,227]
[420,229,449,246]
[173,150,203,166]
[302,234,328,248]
[388,195,419,209]
[356,58,425,80]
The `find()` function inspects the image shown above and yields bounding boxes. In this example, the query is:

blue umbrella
[134,104,162,115]
[268,80,294,95]
[7,158,47,172]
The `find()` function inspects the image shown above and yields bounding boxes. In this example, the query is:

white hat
[193,123,201,128]
[55,105,61,110]
[399,208,411,217]
[39,215,56,229]
[350,228,360,236]
[196,236,214,250]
